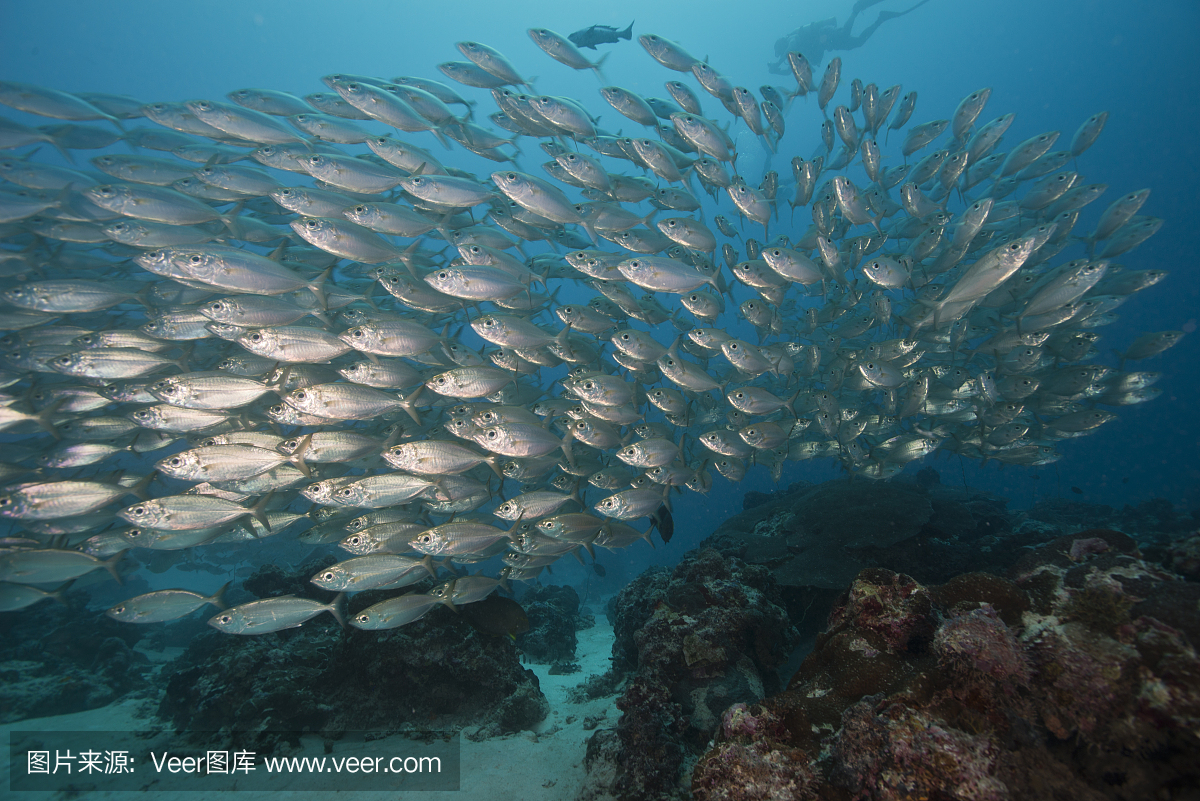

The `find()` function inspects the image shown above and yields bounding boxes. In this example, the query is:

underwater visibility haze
[1,1,1198,798]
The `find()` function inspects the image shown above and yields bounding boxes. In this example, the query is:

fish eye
[131,506,145,515]
[249,333,262,342]
[169,457,183,467]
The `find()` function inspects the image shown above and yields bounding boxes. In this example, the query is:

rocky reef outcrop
[581,548,799,800]
[519,583,591,665]
[688,529,1200,801]
[702,477,1200,654]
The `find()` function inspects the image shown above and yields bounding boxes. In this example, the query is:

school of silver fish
[0,28,1183,636]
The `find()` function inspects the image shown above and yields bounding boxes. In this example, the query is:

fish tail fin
[560,427,576,471]
[290,433,314,478]
[250,491,275,533]
[35,396,67,440]
[582,220,599,246]
[126,469,157,502]
[104,551,126,584]
[593,51,611,84]
[208,580,231,611]
[621,21,634,40]
[46,134,76,164]
[308,267,332,310]
[327,592,347,628]
[421,554,437,578]
[49,578,75,606]
[171,342,195,375]
[484,454,504,478]
[398,385,423,426]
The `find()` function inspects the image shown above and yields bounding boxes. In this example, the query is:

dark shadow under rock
[701,478,1034,648]
[0,586,152,724]
[158,602,545,748]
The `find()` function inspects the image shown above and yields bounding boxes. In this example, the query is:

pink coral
[692,740,818,801]
[835,700,1006,801]
[827,570,933,653]
[720,703,787,742]
[1068,536,1111,561]
[1027,621,1136,738]
[934,604,1029,686]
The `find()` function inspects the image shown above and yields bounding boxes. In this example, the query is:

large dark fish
[458,595,530,641]
[568,21,634,50]
[650,504,674,544]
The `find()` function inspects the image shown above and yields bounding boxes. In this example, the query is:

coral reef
[690,528,1200,801]
[518,584,585,664]
[691,704,818,801]
[581,549,798,800]
[700,477,1200,655]
[1030,497,1197,541]
[567,668,626,704]
[1166,533,1200,581]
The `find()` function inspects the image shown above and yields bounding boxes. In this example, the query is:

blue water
[1,1,1197,595]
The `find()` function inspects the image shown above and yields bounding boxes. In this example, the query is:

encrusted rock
[694,525,1200,800]
[584,549,798,801]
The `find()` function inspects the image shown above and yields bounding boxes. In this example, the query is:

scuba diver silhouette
[768,0,933,74]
